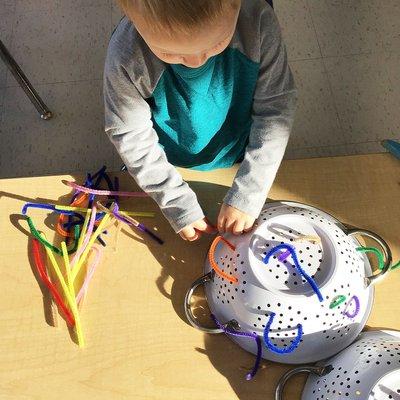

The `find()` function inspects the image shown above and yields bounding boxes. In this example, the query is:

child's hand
[217,203,255,235]
[179,217,217,241]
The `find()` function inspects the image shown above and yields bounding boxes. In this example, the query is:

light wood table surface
[1,153,399,400]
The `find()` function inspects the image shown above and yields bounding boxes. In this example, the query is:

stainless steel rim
[346,228,393,286]
[184,271,224,334]
[275,365,333,400]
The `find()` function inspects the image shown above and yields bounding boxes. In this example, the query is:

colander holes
[242,271,246,275]
[241,290,245,293]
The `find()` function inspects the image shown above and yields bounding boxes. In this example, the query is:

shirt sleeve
[223,6,297,218]
[103,47,205,233]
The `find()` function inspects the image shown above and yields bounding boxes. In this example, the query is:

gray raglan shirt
[104,0,297,233]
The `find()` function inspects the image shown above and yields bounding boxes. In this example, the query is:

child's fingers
[179,226,199,241]
[217,215,227,233]
[232,219,245,235]
[243,219,255,233]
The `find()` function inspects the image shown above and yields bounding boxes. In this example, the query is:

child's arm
[222,6,297,223]
[104,52,205,235]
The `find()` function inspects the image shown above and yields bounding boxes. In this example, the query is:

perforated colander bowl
[275,330,400,400]
[185,201,393,365]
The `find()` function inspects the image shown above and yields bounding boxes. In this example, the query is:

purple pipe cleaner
[342,295,360,318]
[211,314,262,380]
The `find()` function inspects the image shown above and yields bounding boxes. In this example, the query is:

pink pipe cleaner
[76,245,103,304]
[63,180,148,198]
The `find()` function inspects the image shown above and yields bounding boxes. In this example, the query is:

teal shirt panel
[150,47,260,171]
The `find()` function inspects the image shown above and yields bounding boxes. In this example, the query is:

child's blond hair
[118,0,240,35]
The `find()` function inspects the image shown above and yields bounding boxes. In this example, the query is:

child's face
[128,3,240,68]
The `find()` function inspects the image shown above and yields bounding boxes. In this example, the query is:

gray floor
[0,0,399,178]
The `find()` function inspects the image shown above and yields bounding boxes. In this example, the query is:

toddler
[104,0,297,241]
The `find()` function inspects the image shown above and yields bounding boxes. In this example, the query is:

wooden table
[1,154,399,400]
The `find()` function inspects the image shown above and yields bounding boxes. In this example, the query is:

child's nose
[182,54,207,68]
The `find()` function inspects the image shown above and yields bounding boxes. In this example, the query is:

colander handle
[184,271,224,334]
[346,228,393,286]
[275,365,333,400]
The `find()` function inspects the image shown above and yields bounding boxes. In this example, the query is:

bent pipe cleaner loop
[96,202,164,245]
[31,238,75,327]
[211,314,262,380]
[356,246,400,271]
[22,203,84,223]
[27,217,80,255]
[278,235,321,261]
[263,312,303,355]
[342,295,360,319]
[112,203,163,245]
[356,246,385,270]
[263,243,324,302]
[208,236,238,283]
[329,295,347,309]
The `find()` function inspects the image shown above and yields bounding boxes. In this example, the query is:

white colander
[275,330,400,400]
[185,201,392,365]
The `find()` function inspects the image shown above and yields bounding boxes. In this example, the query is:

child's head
[118,0,241,68]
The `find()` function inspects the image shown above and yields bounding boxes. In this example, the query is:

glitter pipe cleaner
[76,245,103,304]
[342,295,360,319]
[63,180,149,197]
[329,295,347,309]
[278,235,322,262]
[27,217,80,255]
[31,238,75,326]
[61,242,84,348]
[71,208,111,281]
[56,205,154,217]
[96,201,164,245]
[263,312,303,355]
[208,236,238,283]
[263,243,324,302]
[112,204,164,245]
[211,314,262,380]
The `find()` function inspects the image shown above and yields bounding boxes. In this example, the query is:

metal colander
[275,330,400,400]
[185,201,393,365]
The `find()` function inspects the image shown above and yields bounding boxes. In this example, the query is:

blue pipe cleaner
[263,243,324,302]
[263,312,303,355]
